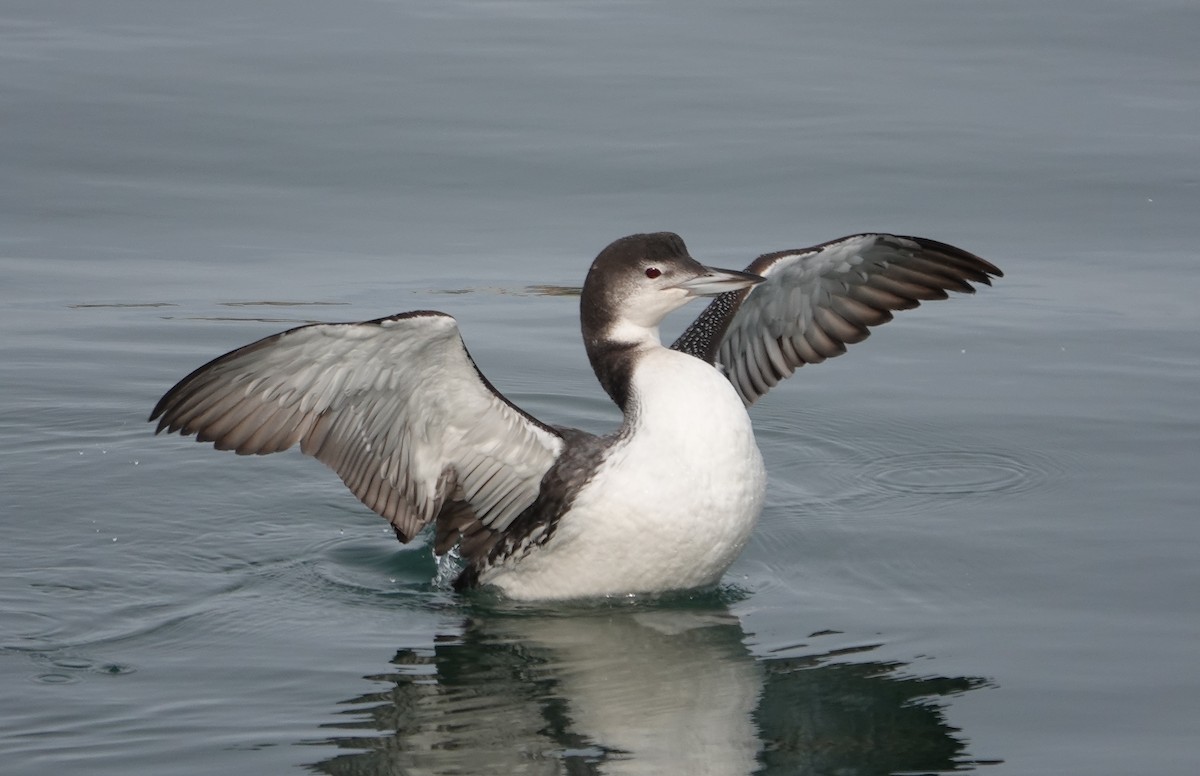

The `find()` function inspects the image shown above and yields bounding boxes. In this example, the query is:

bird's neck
[583,319,664,415]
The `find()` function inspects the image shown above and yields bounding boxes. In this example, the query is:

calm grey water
[3,1,1198,774]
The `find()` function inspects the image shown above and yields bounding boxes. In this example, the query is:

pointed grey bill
[671,266,764,297]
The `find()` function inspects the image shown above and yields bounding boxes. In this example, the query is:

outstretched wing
[151,311,564,543]
[672,234,1002,406]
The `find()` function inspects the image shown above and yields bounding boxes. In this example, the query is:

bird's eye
[645,267,662,279]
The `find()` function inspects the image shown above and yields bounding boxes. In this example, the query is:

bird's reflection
[310,599,994,775]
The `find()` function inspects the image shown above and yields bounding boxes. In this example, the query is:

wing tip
[900,234,1004,283]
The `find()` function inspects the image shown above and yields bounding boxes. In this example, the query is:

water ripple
[755,405,1066,518]
[860,450,1053,497]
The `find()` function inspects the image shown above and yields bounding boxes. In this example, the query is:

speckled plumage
[673,233,1001,406]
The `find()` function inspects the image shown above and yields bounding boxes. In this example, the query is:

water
[3,1,1198,773]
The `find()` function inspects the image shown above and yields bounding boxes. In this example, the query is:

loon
[151,232,1000,600]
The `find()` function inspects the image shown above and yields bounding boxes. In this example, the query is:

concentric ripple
[861,450,1054,497]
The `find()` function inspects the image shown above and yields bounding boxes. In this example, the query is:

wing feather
[762,334,790,377]
[151,311,563,544]
[673,234,1001,405]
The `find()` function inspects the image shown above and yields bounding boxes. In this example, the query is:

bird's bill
[671,266,764,297]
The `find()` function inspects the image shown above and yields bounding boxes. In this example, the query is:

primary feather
[672,234,1002,405]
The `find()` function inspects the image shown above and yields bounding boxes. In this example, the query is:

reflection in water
[310,601,994,775]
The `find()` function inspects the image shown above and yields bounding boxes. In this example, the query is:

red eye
[645,267,662,279]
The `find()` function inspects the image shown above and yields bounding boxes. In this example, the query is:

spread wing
[150,311,564,544]
[672,234,1002,406]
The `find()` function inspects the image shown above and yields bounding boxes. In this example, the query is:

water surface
[2,1,1198,774]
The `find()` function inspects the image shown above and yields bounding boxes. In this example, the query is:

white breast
[488,348,767,600]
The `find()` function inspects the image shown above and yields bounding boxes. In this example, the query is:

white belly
[487,350,767,600]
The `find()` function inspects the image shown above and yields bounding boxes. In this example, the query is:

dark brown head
[580,232,762,409]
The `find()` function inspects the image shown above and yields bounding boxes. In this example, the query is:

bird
[150,232,1001,600]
